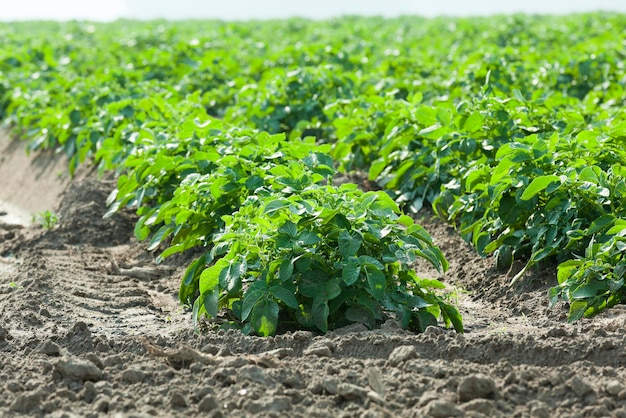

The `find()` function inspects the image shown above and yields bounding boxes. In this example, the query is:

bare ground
[2,133,626,418]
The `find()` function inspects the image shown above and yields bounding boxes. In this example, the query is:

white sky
[0,0,625,21]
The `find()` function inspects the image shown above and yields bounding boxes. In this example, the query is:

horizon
[2,0,626,21]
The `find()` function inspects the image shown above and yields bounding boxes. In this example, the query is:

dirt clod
[569,376,596,397]
[304,341,334,357]
[607,380,624,396]
[388,345,419,366]
[198,394,219,412]
[55,357,102,381]
[423,399,464,417]
[9,390,45,414]
[458,374,497,402]
[37,339,61,356]
[120,366,147,384]
[170,391,187,408]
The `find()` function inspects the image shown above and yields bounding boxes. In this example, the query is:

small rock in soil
[103,354,124,368]
[367,390,385,405]
[592,405,610,417]
[43,363,54,376]
[198,395,219,413]
[606,380,624,396]
[55,356,102,381]
[37,340,61,356]
[462,398,495,414]
[366,367,386,398]
[80,381,97,403]
[71,321,92,337]
[458,374,497,402]
[237,365,275,386]
[388,345,418,366]
[338,383,369,401]
[244,395,291,413]
[322,377,341,395]
[330,322,368,335]
[94,396,110,413]
[6,381,23,392]
[84,353,103,369]
[304,341,333,357]
[120,366,147,384]
[170,391,187,407]
[424,326,445,335]
[193,386,216,403]
[380,319,404,334]
[9,389,46,413]
[529,401,550,418]
[568,376,595,397]
[55,388,78,401]
[221,356,248,368]
[423,400,464,418]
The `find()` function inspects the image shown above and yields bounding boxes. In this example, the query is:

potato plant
[2,14,626,325]
[194,183,460,336]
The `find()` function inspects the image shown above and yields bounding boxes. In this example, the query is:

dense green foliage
[1,14,625,326]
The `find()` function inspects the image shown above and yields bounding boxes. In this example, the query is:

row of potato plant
[1,14,625,322]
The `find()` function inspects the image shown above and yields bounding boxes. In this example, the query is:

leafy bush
[192,183,461,336]
[4,14,626,326]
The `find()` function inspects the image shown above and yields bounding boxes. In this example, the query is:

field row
[1,14,625,331]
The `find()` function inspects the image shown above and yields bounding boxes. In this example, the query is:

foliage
[192,183,460,336]
[33,210,59,230]
[2,14,626,325]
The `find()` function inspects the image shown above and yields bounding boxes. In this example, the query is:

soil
[2,131,626,418]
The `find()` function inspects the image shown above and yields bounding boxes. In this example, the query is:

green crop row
[0,20,466,335]
[1,14,625,325]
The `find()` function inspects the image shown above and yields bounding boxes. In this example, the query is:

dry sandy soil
[2,131,626,418]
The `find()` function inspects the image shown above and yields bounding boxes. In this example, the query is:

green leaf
[365,266,386,300]
[473,230,491,256]
[279,259,294,281]
[369,159,386,180]
[342,261,361,285]
[587,214,616,236]
[202,288,219,319]
[606,220,626,235]
[557,260,581,284]
[312,299,329,333]
[520,175,562,201]
[325,280,342,300]
[251,298,279,336]
[548,286,561,308]
[270,285,299,309]
[192,296,205,332]
[463,112,484,133]
[200,258,229,294]
[180,255,206,303]
[440,303,463,333]
[245,175,264,191]
[568,300,590,323]
[298,230,321,246]
[279,221,298,238]
[264,200,290,215]
[338,230,363,258]
[358,255,384,270]
[241,281,269,321]
[345,305,376,329]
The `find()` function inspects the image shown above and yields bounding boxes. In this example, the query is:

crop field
[1,14,626,417]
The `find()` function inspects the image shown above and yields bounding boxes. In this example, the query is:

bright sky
[1,0,625,21]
